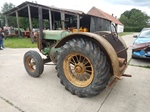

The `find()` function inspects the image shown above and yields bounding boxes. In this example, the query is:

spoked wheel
[63,52,94,87]
[24,50,44,77]
[57,38,110,97]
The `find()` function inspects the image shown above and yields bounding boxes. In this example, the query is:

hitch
[122,74,132,77]
[108,74,132,87]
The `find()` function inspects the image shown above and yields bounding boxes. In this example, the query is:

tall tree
[0,2,16,27]
[119,8,150,27]
[1,3,15,13]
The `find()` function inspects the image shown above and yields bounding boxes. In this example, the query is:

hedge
[124,27,143,32]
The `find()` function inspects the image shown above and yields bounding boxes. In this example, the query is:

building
[87,7,124,33]
[3,2,124,34]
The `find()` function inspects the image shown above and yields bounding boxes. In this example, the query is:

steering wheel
[110,23,118,41]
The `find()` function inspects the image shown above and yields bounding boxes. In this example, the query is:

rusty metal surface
[95,31,128,78]
[36,32,43,51]
[25,56,36,72]
[108,72,132,87]
[129,42,150,50]
[117,57,128,78]
[95,31,128,62]
[122,74,132,77]
[108,77,118,87]
[118,58,126,67]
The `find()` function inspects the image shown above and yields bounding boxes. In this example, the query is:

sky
[0,0,150,18]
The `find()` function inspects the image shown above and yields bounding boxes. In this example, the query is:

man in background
[0,27,4,50]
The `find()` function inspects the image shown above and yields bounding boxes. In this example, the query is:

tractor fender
[55,32,120,78]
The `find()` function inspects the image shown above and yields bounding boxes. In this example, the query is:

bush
[124,27,143,32]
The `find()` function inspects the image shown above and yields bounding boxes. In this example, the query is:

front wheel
[23,50,44,77]
[57,38,110,97]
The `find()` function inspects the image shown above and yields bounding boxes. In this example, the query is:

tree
[0,2,16,27]
[1,3,15,13]
[119,8,150,27]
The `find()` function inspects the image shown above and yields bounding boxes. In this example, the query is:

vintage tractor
[23,7,128,97]
[23,22,129,97]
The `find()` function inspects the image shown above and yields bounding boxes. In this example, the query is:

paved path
[0,34,150,112]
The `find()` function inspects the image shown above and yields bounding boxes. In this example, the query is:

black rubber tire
[24,50,44,77]
[57,38,110,97]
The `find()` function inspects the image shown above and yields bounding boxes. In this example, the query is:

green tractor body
[43,30,71,40]
[40,30,72,63]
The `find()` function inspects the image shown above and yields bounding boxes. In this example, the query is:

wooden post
[16,11,20,36]
[28,5,33,30]
[77,15,80,32]
[4,15,8,26]
[61,12,65,29]
[49,9,52,30]
[38,7,43,41]
[52,12,55,30]
[38,7,43,50]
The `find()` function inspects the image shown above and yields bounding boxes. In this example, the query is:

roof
[3,1,84,19]
[3,2,123,25]
[87,7,123,25]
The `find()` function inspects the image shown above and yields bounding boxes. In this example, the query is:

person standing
[1,36,5,48]
[0,27,4,50]
[2,27,6,48]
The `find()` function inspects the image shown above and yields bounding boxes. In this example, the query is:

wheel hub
[75,64,84,74]
[26,57,36,72]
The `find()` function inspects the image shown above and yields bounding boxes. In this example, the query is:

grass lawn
[119,32,135,36]
[3,32,135,48]
[4,36,37,48]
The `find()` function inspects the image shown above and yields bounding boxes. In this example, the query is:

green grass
[119,32,135,36]
[142,66,150,69]
[4,37,37,48]
[128,58,150,69]
[3,32,135,48]
[129,64,150,69]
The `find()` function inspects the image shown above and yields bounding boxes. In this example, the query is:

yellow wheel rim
[63,52,94,87]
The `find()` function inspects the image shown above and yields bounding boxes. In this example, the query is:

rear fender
[55,32,120,78]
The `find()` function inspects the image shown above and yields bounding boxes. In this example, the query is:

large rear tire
[57,38,110,97]
[24,50,44,77]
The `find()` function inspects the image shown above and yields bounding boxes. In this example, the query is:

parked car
[132,28,150,59]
